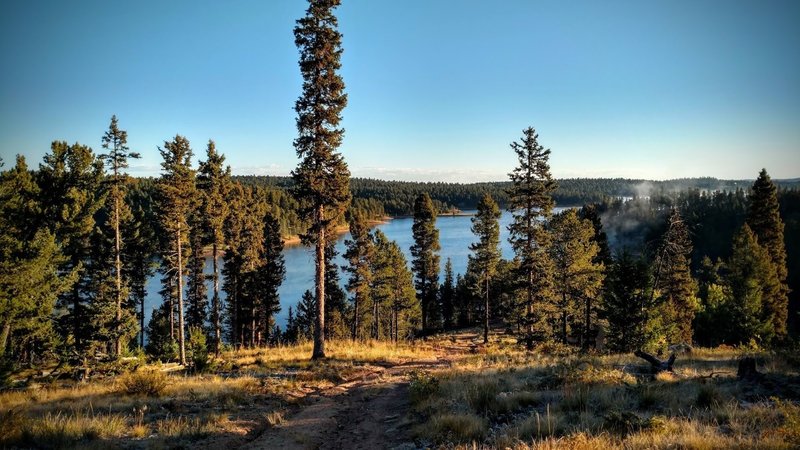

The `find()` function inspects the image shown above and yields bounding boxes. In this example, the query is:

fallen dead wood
[634,350,676,373]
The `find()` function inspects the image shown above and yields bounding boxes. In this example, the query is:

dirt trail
[243,334,476,450]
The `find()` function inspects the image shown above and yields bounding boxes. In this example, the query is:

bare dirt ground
[241,333,476,450]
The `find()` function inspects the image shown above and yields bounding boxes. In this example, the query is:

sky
[1,0,798,182]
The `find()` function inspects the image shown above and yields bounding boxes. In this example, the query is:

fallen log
[634,350,676,373]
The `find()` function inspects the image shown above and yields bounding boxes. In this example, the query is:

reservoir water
[143,209,566,330]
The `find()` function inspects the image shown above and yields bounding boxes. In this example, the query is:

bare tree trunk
[312,206,326,360]
[373,299,379,339]
[212,241,221,356]
[139,282,145,349]
[583,297,591,350]
[177,228,186,366]
[114,190,123,358]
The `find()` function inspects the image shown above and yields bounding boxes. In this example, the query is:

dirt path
[243,334,476,450]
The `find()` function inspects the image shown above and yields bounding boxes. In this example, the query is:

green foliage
[469,194,502,343]
[507,127,557,347]
[603,251,654,352]
[409,369,439,404]
[371,230,420,341]
[411,193,441,332]
[747,169,789,338]
[653,208,697,344]
[547,209,604,346]
[344,211,374,340]
[187,326,209,372]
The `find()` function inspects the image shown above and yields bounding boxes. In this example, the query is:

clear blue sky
[1,0,798,181]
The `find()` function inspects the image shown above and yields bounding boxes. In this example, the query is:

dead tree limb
[634,350,676,372]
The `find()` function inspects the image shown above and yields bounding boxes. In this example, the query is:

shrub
[427,413,487,443]
[409,370,439,404]
[118,369,168,397]
[188,326,209,372]
[695,384,723,409]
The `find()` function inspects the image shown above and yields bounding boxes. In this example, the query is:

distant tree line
[234,175,800,217]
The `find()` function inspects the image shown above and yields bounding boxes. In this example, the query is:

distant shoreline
[282,216,392,248]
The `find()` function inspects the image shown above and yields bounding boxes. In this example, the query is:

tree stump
[737,357,763,381]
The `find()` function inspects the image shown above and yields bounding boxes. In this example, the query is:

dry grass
[411,342,800,449]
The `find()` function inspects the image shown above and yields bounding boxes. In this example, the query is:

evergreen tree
[372,230,419,342]
[157,135,196,365]
[324,239,349,339]
[292,0,351,359]
[344,212,373,340]
[196,140,231,355]
[0,156,75,360]
[603,251,652,352]
[37,141,105,353]
[469,194,501,344]
[99,115,141,357]
[439,258,455,330]
[145,300,178,361]
[252,211,285,344]
[653,208,696,344]
[185,220,208,331]
[410,193,441,332]
[725,224,781,345]
[548,209,604,347]
[506,127,557,348]
[125,203,157,349]
[295,290,316,341]
[578,203,612,267]
[746,169,789,338]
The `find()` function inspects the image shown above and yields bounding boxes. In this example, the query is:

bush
[188,326,209,372]
[409,370,439,404]
[118,369,168,396]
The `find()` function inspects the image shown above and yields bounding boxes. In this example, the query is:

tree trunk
[139,282,145,349]
[634,350,675,372]
[212,241,221,356]
[177,228,186,366]
[0,321,11,355]
[312,206,326,360]
[373,299,379,339]
[114,191,122,358]
[561,302,568,345]
[483,277,489,344]
[352,294,359,341]
[583,297,591,350]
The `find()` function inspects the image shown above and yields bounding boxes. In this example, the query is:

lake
[143,208,567,330]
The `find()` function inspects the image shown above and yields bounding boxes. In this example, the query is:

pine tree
[653,209,696,344]
[0,156,75,359]
[603,251,652,352]
[37,141,105,353]
[344,211,373,340]
[324,238,349,339]
[439,258,456,330]
[292,0,351,359]
[506,127,557,348]
[469,194,501,344]
[372,230,419,342]
[725,224,781,345]
[157,135,196,365]
[295,290,316,341]
[185,220,208,331]
[196,140,231,355]
[252,211,285,344]
[548,209,604,346]
[746,169,789,338]
[410,193,441,333]
[125,202,157,349]
[99,115,141,357]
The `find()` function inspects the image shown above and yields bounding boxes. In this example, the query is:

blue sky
[1,0,798,181]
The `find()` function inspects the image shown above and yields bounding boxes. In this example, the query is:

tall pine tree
[410,193,441,333]
[157,135,196,365]
[506,127,557,348]
[344,211,373,340]
[469,194,501,344]
[439,258,455,330]
[292,0,351,359]
[653,208,696,344]
[746,169,789,338]
[99,115,141,357]
[196,141,231,355]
